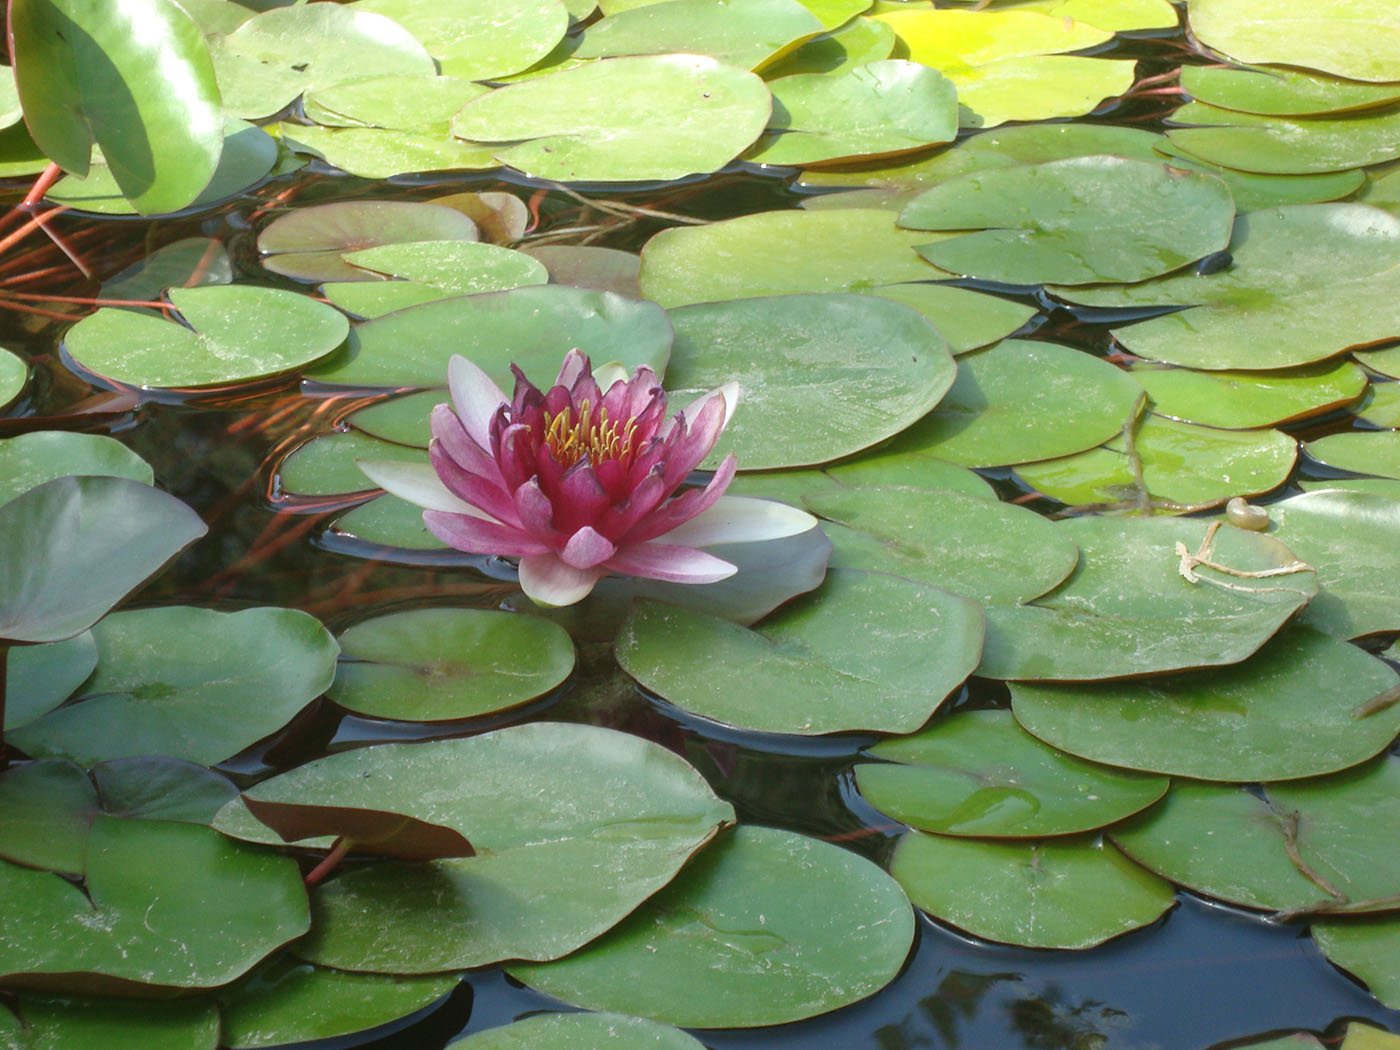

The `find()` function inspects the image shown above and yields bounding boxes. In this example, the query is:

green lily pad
[745,60,956,166]
[1187,0,1400,83]
[1015,416,1297,510]
[304,75,491,130]
[323,241,550,318]
[941,0,1177,31]
[638,208,940,307]
[0,759,97,874]
[901,157,1235,285]
[275,123,500,181]
[1112,758,1400,914]
[760,15,897,78]
[277,432,425,498]
[4,633,97,731]
[1130,360,1368,429]
[63,287,348,389]
[857,709,1168,837]
[220,957,457,1050]
[1313,918,1400,1010]
[616,569,983,735]
[328,608,574,721]
[220,723,733,972]
[1265,489,1400,638]
[1169,99,1400,176]
[1357,344,1400,379]
[726,449,994,506]
[509,825,914,1028]
[575,0,824,70]
[8,996,219,1050]
[307,285,672,390]
[452,1012,706,1049]
[887,339,1144,468]
[1181,64,1400,117]
[807,486,1078,603]
[0,347,24,408]
[355,0,568,80]
[979,516,1318,681]
[665,293,954,469]
[1055,204,1400,371]
[867,283,1035,354]
[326,494,449,552]
[99,238,232,303]
[0,431,152,506]
[890,831,1174,949]
[0,476,207,645]
[0,816,307,994]
[1152,139,1367,212]
[522,246,642,298]
[210,4,436,119]
[1305,431,1400,480]
[91,757,239,825]
[9,606,340,766]
[451,56,771,182]
[1357,382,1400,427]
[1009,625,1400,779]
[1299,478,1400,500]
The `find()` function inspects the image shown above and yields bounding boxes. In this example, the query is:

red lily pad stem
[304,836,353,887]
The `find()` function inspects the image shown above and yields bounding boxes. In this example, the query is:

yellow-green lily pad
[354,0,569,80]
[1313,918,1400,1011]
[1187,0,1400,84]
[1168,100,1400,175]
[1305,431,1400,480]
[574,0,824,70]
[1131,360,1368,428]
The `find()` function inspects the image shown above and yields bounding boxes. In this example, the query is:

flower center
[542,401,638,470]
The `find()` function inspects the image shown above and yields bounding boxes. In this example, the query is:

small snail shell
[1226,497,1269,531]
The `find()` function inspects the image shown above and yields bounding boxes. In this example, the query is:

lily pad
[1112,758,1400,913]
[943,54,1137,130]
[1009,625,1400,780]
[1313,918,1400,1010]
[666,293,954,469]
[277,432,425,498]
[450,55,772,182]
[63,286,348,389]
[1167,100,1400,175]
[91,757,239,825]
[574,0,824,70]
[760,16,897,78]
[241,796,474,862]
[1130,360,1368,429]
[979,516,1318,681]
[451,1012,706,1049]
[1180,64,1400,117]
[8,996,219,1050]
[1055,204,1400,371]
[221,723,734,972]
[1187,0,1400,83]
[9,606,340,766]
[275,123,500,181]
[901,157,1235,286]
[327,608,574,721]
[509,825,915,1028]
[890,831,1174,949]
[1152,139,1367,212]
[0,431,152,507]
[616,569,984,735]
[808,486,1078,603]
[1356,344,1400,379]
[0,759,97,874]
[355,0,568,80]
[99,238,232,302]
[0,477,207,645]
[0,348,24,408]
[857,709,1168,837]
[523,246,642,298]
[326,494,450,552]
[887,339,1144,468]
[867,283,1035,354]
[323,241,550,318]
[1305,431,1400,481]
[726,449,994,506]
[4,633,97,731]
[303,75,491,130]
[1357,382,1400,427]
[0,816,307,994]
[1015,416,1297,510]
[306,285,672,390]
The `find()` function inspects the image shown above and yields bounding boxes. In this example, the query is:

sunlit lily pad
[1152,139,1367,212]
[1009,625,1400,779]
[1112,758,1400,913]
[979,516,1318,681]
[901,157,1234,285]
[63,287,348,389]
[451,55,771,182]
[1357,382,1400,427]
[0,431,152,506]
[1180,64,1400,117]
[1168,100,1400,175]
[745,60,956,165]
[1187,0,1400,83]
[1015,416,1296,510]
[887,339,1144,468]
[1131,360,1368,428]
[0,816,307,994]
[0,347,24,409]
[327,608,573,721]
[1055,204,1400,371]
[220,957,457,1050]
[356,0,569,80]
[1304,431,1400,480]
[1313,918,1400,1010]
[1356,344,1400,379]
[303,75,491,130]
[890,831,1174,949]
[307,285,672,390]
[867,283,1035,354]
[616,569,983,735]
[222,724,733,972]
[574,0,824,69]
[7,996,219,1050]
[945,55,1137,129]
[324,242,549,318]
[942,0,1177,32]
[760,15,897,78]
[4,633,97,731]
[509,825,914,1027]
[10,606,340,766]
[665,293,954,469]
[808,486,1078,603]
[276,123,500,181]
[452,1012,706,1049]
[857,709,1168,837]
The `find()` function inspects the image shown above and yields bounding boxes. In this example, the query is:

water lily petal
[431,404,504,485]
[448,355,509,448]
[423,509,553,557]
[429,441,520,527]
[662,392,730,488]
[561,526,617,569]
[606,542,738,584]
[551,462,612,534]
[358,458,497,518]
[659,493,819,547]
[555,347,590,388]
[519,552,607,606]
[658,381,739,440]
[625,454,738,544]
[513,477,565,545]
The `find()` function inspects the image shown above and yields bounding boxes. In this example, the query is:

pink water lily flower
[360,350,815,606]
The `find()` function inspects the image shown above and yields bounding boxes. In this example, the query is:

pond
[2,1,1400,1048]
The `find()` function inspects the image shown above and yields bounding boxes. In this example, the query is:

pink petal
[429,441,520,527]
[555,348,591,388]
[661,392,729,489]
[447,355,509,448]
[605,542,737,584]
[561,526,617,569]
[512,478,564,546]
[430,404,502,484]
[519,552,607,607]
[623,455,737,544]
[595,469,670,540]
[423,509,552,557]
[549,462,612,534]
[657,381,739,440]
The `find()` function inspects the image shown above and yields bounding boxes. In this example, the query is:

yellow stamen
[542,400,638,469]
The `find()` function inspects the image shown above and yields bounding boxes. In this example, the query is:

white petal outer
[657,496,818,548]
[519,553,606,607]
[592,360,630,389]
[356,458,500,520]
[658,381,739,439]
[605,542,738,583]
[447,354,509,448]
